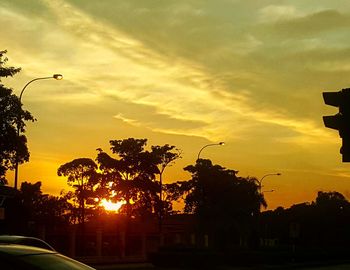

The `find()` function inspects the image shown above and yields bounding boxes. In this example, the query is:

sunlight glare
[100,199,125,212]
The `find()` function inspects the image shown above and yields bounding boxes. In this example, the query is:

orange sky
[3,0,350,210]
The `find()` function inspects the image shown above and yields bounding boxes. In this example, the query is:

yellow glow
[100,199,125,212]
[53,74,63,80]
[6,0,350,212]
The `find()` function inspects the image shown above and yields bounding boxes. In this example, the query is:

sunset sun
[100,199,125,212]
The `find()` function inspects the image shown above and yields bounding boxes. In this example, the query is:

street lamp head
[53,74,63,80]
[277,173,281,176]
[219,142,225,146]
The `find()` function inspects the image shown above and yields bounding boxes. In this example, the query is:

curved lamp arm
[259,173,281,190]
[197,142,224,161]
[19,74,63,101]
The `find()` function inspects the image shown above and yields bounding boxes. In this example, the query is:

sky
[2,0,350,210]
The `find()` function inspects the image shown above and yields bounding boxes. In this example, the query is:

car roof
[0,244,56,256]
[0,235,41,241]
[0,235,55,250]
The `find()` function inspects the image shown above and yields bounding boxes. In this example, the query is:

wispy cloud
[259,5,302,23]
[263,9,350,38]
[0,0,333,144]
[4,0,350,208]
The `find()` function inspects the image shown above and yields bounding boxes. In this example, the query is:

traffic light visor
[323,115,341,130]
[323,91,341,107]
[341,139,350,162]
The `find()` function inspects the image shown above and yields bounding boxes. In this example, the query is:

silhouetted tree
[19,182,71,230]
[96,138,160,218]
[57,158,98,224]
[260,191,350,249]
[166,159,264,248]
[37,193,71,227]
[20,181,42,222]
[0,50,35,184]
[315,191,348,210]
[3,181,71,235]
[151,144,181,229]
[173,159,264,215]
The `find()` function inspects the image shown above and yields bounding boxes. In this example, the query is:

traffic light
[323,88,350,162]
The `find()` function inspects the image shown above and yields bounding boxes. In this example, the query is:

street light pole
[197,142,224,161]
[258,173,281,194]
[14,74,63,189]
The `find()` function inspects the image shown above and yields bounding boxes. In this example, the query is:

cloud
[4,0,350,209]
[114,114,142,127]
[0,0,334,145]
[264,9,350,38]
[259,5,301,23]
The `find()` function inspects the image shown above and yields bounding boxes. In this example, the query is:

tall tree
[57,158,98,224]
[151,144,181,204]
[151,144,181,229]
[0,50,35,184]
[166,159,265,248]
[96,138,159,218]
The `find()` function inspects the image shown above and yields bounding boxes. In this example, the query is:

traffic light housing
[323,88,350,162]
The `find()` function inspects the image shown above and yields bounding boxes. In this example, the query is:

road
[93,263,350,270]
[297,264,350,270]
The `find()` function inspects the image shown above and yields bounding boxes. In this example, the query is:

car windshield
[18,253,95,270]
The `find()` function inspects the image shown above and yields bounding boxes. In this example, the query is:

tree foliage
[261,191,350,248]
[4,181,71,234]
[165,159,265,244]
[315,191,348,209]
[151,144,182,181]
[161,159,266,248]
[57,158,98,224]
[96,138,160,218]
[56,139,182,220]
[151,144,181,219]
[0,50,35,183]
[168,159,264,216]
[19,181,71,226]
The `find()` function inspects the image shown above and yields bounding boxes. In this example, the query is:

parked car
[0,235,55,251]
[0,244,95,270]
